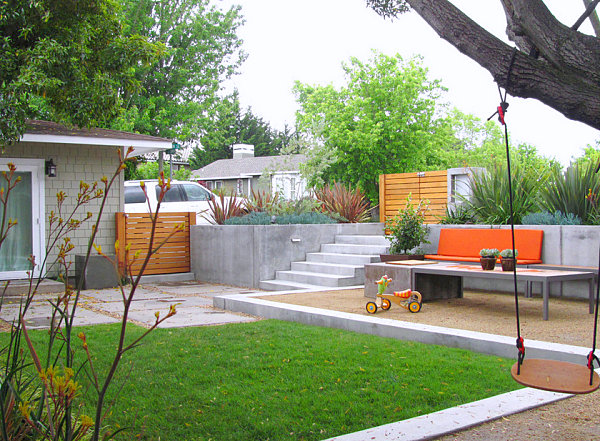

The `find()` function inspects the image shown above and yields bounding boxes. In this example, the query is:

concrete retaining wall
[191,222,599,298]
[191,222,385,289]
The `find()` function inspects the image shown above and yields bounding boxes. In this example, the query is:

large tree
[111,0,246,141]
[294,52,447,203]
[366,0,600,131]
[190,94,296,169]
[0,0,162,145]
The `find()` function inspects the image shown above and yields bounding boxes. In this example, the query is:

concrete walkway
[0,281,260,329]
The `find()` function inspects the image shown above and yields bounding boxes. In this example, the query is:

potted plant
[479,248,499,270]
[500,248,518,271]
[382,195,430,261]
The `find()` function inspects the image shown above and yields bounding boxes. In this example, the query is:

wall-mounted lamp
[45,159,57,177]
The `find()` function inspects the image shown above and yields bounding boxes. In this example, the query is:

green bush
[385,196,430,254]
[466,164,548,225]
[522,211,582,225]
[225,211,336,225]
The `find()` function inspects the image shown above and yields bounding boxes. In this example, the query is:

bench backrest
[437,228,543,261]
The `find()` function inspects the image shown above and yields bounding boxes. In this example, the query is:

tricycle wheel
[408,302,421,313]
[381,298,391,310]
[366,302,377,314]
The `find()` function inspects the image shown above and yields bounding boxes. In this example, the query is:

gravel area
[260,289,600,440]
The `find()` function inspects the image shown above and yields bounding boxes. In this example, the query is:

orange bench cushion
[424,228,543,264]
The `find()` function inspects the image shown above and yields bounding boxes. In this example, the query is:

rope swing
[490,54,600,393]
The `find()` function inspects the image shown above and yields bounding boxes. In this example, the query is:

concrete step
[259,279,327,291]
[291,261,363,277]
[306,252,381,265]
[334,235,389,246]
[321,243,389,255]
[275,270,361,287]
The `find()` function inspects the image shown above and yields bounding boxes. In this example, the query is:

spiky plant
[541,161,600,225]
[203,190,248,225]
[315,182,372,223]
[245,189,280,213]
[466,164,548,225]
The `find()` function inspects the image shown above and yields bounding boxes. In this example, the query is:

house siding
[1,142,123,277]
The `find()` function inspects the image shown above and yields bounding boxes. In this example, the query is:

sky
[219,0,599,166]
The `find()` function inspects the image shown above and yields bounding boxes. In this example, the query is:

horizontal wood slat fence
[379,171,448,224]
[115,212,195,276]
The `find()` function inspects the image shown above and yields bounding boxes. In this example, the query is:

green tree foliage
[438,109,557,171]
[111,0,246,141]
[294,52,448,203]
[131,161,191,180]
[190,95,296,169]
[0,0,162,145]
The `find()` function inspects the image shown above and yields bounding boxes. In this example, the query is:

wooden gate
[379,171,448,224]
[115,212,195,276]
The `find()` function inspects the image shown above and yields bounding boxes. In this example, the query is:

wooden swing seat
[511,359,600,394]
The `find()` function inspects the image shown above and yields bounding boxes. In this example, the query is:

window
[214,181,223,190]
[157,184,184,202]
[236,179,243,195]
[182,183,211,201]
[124,186,147,204]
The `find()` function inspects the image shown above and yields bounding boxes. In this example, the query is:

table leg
[543,280,549,321]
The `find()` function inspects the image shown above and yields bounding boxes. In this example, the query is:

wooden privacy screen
[379,171,448,224]
[115,212,195,276]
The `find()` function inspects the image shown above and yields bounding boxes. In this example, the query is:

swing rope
[488,48,526,372]
[587,246,600,384]
[489,85,525,373]
[492,49,600,388]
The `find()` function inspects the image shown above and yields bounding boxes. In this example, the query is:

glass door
[0,159,44,279]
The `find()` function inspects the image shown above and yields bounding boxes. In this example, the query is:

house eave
[20,133,172,157]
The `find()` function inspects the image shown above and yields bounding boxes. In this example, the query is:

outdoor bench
[424,228,544,265]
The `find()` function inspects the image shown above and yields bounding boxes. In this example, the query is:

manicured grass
[15,320,520,440]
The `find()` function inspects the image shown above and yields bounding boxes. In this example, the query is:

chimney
[233,144,255,159]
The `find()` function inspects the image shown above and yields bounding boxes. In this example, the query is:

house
[190,144,309,199]
[0,120,172,281]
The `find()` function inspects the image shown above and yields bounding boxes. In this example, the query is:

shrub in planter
[522,210,582,225]
[384,195,430,258]
[500,248,518,271]
[479,248,500,270]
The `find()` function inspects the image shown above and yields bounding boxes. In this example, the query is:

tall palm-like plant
[466,164,548,225]
[541,161,600,225]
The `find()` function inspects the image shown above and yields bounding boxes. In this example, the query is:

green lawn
[18,320,520,440]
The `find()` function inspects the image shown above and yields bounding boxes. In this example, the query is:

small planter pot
[380,254,425,262]
[501,257,516,272]
[479,257,497,271]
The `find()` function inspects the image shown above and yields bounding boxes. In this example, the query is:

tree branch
[385,0,600,130]
[573,0,600,30]
[500,0,600,82]
[582,0,600,36]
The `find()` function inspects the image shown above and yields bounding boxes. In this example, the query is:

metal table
[410,263,595,320]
